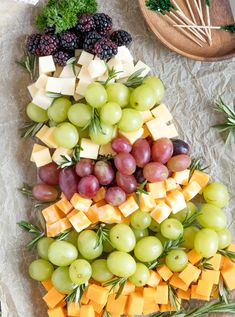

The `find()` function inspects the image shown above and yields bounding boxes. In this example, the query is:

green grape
[129,263,150,286]
[69,259,92,285]
[131,210,151,230]
[29,259,54,281]
[203,183,229,208]
[134,236,163,262]
[171,202,197,223]
[182,226,199,249]
[77,127,90,139]
[89,122,114,145]
[109,224,136,252]
[130,84,156,111]
[91,259,114,282]
[26,102,49,122]
[77,230,103,260]
[149,219,161,233]
[106,83,130,107]
[100,102,122,125]
[85,83,108,108]
[160,218,184,240]
[132,228,149,241]
[155,233,168,245]
[143,76,165,104]
[165,250,188,272]
[54,122,79,149]
[37,237,54,260]
[68,103,92,127]
[64,230,79,247]
[47,98,71,123]
[194,228,219,258]
[51,267,73,294]
[103,239,115,253]
[107,251,136,278]
[48,241,78,266]
[217,228,232,249]
[118,108,143,133]
[197,204,227,231]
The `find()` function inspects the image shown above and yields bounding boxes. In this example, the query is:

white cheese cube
[74,93,84,101]
[32,90,54,110]
[35,74,48,90]
[151,104,173,122]
[77,66,93,81]
[39,56,56,74]
[30,144,47,162]
[60,64,80,78]
[60,78,76,96]
[27,84,38,98]
[115,46,133,63]
[119,128,144,144]
[80,138,100,159]
[140,110,153,123]
[77,51,94,66]
[119,61,135,79]
[53,66,63,78]
[46,77,62,93]
[52,147,72,165]
[134,61,151,77]
[76,80,91,96]
[87,59,107,79]
[99,143,116,156]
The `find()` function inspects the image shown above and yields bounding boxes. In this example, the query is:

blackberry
[26,33,41,56]
[53,51,73,66]
[38,34,59,56]
[93,13,113,36]
[83,31,102,53]
[60,31,79,50]
[44,26,56,35]
[76,13,95,33]
[110,30,132,47]
[94,38,118,60]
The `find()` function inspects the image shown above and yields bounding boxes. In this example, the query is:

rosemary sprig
[218,278,230,304]
[135,180,148,205]
[103,277,127,299]
[20,121,44,139]
[218,249,235,263]
[197,257,213,271]
[168,285,181,311]
[59,145,83,168]
[182,209,201,228]
[98,65,123,86]
[189,158,209,176]
[16,50,37,81]
[160,236,184,258]
[55,228,73,241]
[212,97,235,145]
[146,0,177,15]
[17,220,45,250]
[124,68,147,88]
[65,283,87,304]
[94,223,111,248]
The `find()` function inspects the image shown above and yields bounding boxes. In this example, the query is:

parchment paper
[0,0,234,316]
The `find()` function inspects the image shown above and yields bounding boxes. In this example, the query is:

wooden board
[138,0,235,61]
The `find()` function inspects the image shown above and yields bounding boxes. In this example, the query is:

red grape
[105,187,126,206]
[38,162,60,185]
[151,138,173,164]
[111,137,132,153]
[167,154,191,172]
[78,175,100,198]
[131,138,151,168]
[172,139,190,156]
[114,153,136,175]
[143,162,169,182]
[75,159,94,178]
[94,161,115,185]
[32,184,58,202]
[59,167,79,199]
[116,172,138,194]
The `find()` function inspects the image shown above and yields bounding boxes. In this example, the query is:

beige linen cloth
[0,0,234,316]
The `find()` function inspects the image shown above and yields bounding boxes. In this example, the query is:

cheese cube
[42,204,64,224]
[60,78,76,95]
[139,193,156,212]
[150,201,171,223]
[27,83,38,98]
[119,61,135,79]
[31,147,52,167]
[157,265,173,281]
[40,127,58,148]
[52,147,72,165]
[187,249,202,265]
[59,64,80,78]
[190,170,210,189]
[179,264,201,287]
[76,80,91,96]
[173,170,190,185]
[99,143,116,156]
[97,204,122,223]
[67,210,91,233]
[182,181,202,201]
[118,195,139,217]
[140,110,153,123]
[47,218,72,237]
[39,56,56,74]
[201,270,220,285]
[115,46,133,63]
[70,193,92,212]
[166,190,187,214]
[133,60,151,77]
[156,284,168,304]
[151,104,173,122]
[126,292,144,315]
[32,89,54,110]
[221,267,235,290]
[169,273,188,291]
[147,181,166,199]
[87,59,107,79]
[77,51,94,66]
[119,128,144,144]
[147,270,162,287]
[30,143,47,162]
[165,178,178,191]
[35,74,48,90]
[80,138,100,159]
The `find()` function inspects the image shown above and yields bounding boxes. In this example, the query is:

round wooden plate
[138,0,235,61]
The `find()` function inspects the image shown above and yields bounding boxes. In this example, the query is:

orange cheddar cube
[157,265,173,281]
[86,285,109,305]
[48,307,67,317]
[42,204,64,224]
[70,193,92,212]
[139,193,156,212]
[201,270,220,285]
[122,281,136,295]
[147,182,166,199]
[47,218,72,237]
[207,254,222,271]
[41,279,53,291]
[179,264,201,287]
[165,178,178,192]
[80,305,95,317]
[221,267,235,290]
[67,302,80,316]
[191,284,210,301]
[43,287,65,309]
[56,198,73,215]
[189,170,209,189]
[187,249,202,265]
[182,181,201,201]
[98,204,122,223]
[147,270,162,287]
[156,283,168,304]
[118,195,139,217]
[89,300,106,314]
[166,190,187,214]
[150,201,172,224]
[169,273,188,291]
[126,292,144,315]
[173,170,190,186]
[93,187,106,202]
[67,210,91,232]
[196,279,214,298]
[177,288,191,300]
[106,294,128,315]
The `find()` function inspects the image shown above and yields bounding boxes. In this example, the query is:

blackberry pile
[26,12,133,64]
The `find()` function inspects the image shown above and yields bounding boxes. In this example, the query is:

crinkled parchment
[0,0,234,316]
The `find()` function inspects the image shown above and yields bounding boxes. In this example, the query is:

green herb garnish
[17,221,45,250]
[16,51,37,81]
[20,121,44,139]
